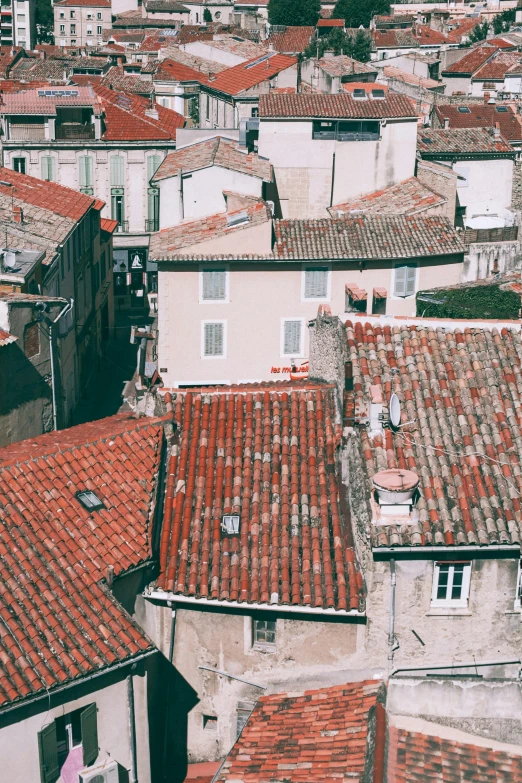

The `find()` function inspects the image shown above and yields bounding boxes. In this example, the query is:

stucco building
[54,0,112,48]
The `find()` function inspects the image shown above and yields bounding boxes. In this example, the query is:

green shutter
[79,156,93,189]
[81,703,99,767]
[38,722,59,783]
[110,155,124,187]
[147,154,161,181]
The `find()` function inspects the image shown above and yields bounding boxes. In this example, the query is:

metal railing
[312,130,380,141]
[463,225,518,244]
[115,221,129,233]
[9,124,46,140]
[145,219,159,232]
[55,124,95,140]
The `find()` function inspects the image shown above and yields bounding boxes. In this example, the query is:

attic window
[76,490,105,511]
[353,88,367,99]
[457,106,471,113]
[496,106,508,112]
[221,514,240,535]
[372,88,385,98]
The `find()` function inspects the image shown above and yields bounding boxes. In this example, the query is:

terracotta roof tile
[55,0,110,5]
[216,681,382,782]
[373,25,449,48]
[155,385,364,611]
[317,18,344,26]
[154,57,211,83]
[0,413,166,706]
[346,318,522,548]
[93,83,185,140]
[442,44,498,75]
[266,26,315,54]
[383,64,441,89]
[152,136,272,182]
[0,329,17,346]
[445,17,484,44]
[417,127,514,156]
[316,55,378,77]
[0,166,96,221]
[328,177,446,217]
[204,53,297,96]
[434,103,522,143]
[472,51,522,80]
[259,91,416,118]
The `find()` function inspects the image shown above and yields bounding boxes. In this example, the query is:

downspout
[329,151,336,207]
[373,702,386,783]
[127,672,138,783]
[168,602,176,663]
[48,299,73,431]
[388,558,396,672]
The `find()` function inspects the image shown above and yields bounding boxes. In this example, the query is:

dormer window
[353,88,367,99]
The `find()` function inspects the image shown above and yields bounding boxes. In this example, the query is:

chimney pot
[494,121,500,137]
[484,91,490,104]
[444,117,449,128]
[13,206,23,224]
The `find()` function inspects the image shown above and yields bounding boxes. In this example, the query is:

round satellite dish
[389,393,401,429]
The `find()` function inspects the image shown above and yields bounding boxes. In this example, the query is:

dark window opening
[312,120,380,141]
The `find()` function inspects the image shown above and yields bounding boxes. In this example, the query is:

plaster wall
[442,75,471,95]
[447,157,514,216]
[257,118,418,218]
[462,240,519,282]
[182,2,235,25]
[182,40,248,67]
[54,5,111,47]
[157,256,463,386]
[416,158,457,221]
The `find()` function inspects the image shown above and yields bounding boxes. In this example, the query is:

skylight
[221,515,240,535]
[496,106,508,112]
[245,53,273,69]
[457,107,471,113]
[226,211,250,228]
[76,490,105,511]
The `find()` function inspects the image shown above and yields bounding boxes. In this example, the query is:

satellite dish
[389,394,401,429]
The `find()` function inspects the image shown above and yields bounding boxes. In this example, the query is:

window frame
[199,265,229,304]
[13,156,27,174]
[201,319,227,359]
[252,617,277,651]
[431,561,471,609]
[281,317,305,359]
[391,261,418,300]
[301,263,331,302]
[515,559,522,611]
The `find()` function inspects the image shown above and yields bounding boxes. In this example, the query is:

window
[236,701,255,737]
[13,156,26,174]
[282,319,303,357]
[70,9,75,17]
[226,211,249,228]
[393,263,417,298]
[97,11,102,18]
[312,119,380,141]
[457,106,471,113]
[38,704,98,783]
[111,193,125,226]
[201,268,227,302]
[110,154,124,187]
[59,23,65,33]
[431,562,471,608]
[253,618,276,649]
[16,12,24,20]
[41,155,55,182]
[24,322,40,358]
[515,560,522,610]
[303,265,329,299]
[203,321,225,357]
[205,94,209,121]
[70,23,76,33]
[97,25,102,34]
[76,489,105,511]
[86,25,92,34]
[79,154,93,193]
[59,11,65,18]
[202,715,217,731]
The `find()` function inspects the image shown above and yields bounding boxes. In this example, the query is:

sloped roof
[154,385,364,612]
[472,51,522,81]
[1,85,100,116]
[0,329,17,347]
[373,25,448,48]
[383,64,441,90]
[274,215,463,260]
[93,84,185,140]
[259,92,416,118]
[328,177,446,217]
[204,53,297,96]
[100,65,153,95]
[346,317,522,549]
[153,57,211,83]
[55,0,110,6]
[216,681,382,782]
[0,413,166,707]
[0,166,96,222]
[417,127,514,156]
[266,25,314,54]
[434,103,522,143]
[317,55,378,77]
[442,44,497,75]
[151,136,271,181]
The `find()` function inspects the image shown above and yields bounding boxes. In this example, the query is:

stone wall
[512,159,522,211]
[308,308,347,421]
[416,158,457,221]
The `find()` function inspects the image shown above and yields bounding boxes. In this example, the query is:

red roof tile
[204,53,297,97]
[0,413,166,706]
[0,166,96,221]
[442,44,498,75]
[317,17,344,26]
[373,25,449,48]
[0,329,17,346]
[472,51,522,80]
[445,17,484,43]
[418,127,514,156]
[216,681,382,782]
[154,57,210,84]
[328,177,446,217]
[93,83,185,140]
[266,25,314,54]
[434,103,522,143]
[152,136,272,182]
[486,37,516,49]
[259,91,416,118]
[55,0,110,6]
[100,217,118,233]
[346,318,522,548]
[155,386,364,611]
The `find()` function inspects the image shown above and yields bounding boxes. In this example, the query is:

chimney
[39,49,45,59]
[13,206,23,224]
[145,106,159,120]
[484,91,490,104]
[117,56,123,66]
[494,121,500,138]
[444,117,449,128]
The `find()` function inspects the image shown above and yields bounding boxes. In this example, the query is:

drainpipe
[388,558,396,672]
[48,299,73,431]
[168,602,176,663]
[127,671,138,783]
[329,151,336,207]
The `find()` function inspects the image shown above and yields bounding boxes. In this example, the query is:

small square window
[76,490,105,511]
[202,714,217,731]
[431,562,471,608]
[253,618,276,649]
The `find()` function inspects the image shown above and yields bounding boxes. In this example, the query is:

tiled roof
[0,166,96,222]
[145,0,188,10]
[374,13,415,26]
[100,66,153,95]
[100,217,118,233]
[317,18,345,26]
[373,25,448,48]
[153,57,210,83]
[193,35,266,59]
[417,127,514,156]
[55,0,111,5]
[0,329,17,347]
[259,92,416,118]
[152,136,272,181]
[486,37,516,49]
[434,103,522,143]
[388,727,522,782]
[1,85,100,115]
[155,45,228,74]
[445,17,483,44]
[155,386,364,611]
[316,55,378,77]
[383,65,441,89]
[266,25,315,54]
[342,82,387,95]
[234,0,269,4]
[328,177,446,217]
[204,53,297,96]
[216,681,382,782]
[442,44,497,75]
[0,413,165,706]
[149,201,271,259]
[0,47,23,78]
[472,51,522,80]
[93,84,185,140]
[346,317,522,548]
[274,215,463,260]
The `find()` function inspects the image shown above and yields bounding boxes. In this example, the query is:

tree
[332,0,390,29]
[303,27,372,62]
[203,7,213,23]
[352,28,372,61]
[468,20,490,43]
[493,8,515,34]
[268,0,321,27]
[35,0,54,43]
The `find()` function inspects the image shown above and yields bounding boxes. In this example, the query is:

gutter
[372,545,520,561]
[145,591,365,619]
[392,658,521,677]
[0,648,158,718]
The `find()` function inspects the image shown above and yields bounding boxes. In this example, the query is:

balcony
[145,219,159,232]
[463,225,518,244]
[9,124,45,140]
[55,124,95,140]
[114,221,129,233]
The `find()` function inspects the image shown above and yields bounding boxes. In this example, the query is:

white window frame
[301,263,331,302]
[515,559,522,611]
[199,265,229,303]
[431,562,471,609]
[252,617,277,652]
[201,320,227,359]
[391,261,419,300]
[281,317,305,359]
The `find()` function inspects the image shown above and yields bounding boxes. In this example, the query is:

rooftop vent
[2,249,20,272]
[371,468,420,526]
[221,514,240,535]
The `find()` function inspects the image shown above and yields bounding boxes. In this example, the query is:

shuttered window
[393,264,417,298]
[147,154,162,181]
[202,269,227,301]
[38,722,59,783]
[79,155,93,189]
[81,703,98,767]
[110,155,124,187]
[203,322,225,356]
[41,156,55,182]
[283,320,302,355]
[304,266,329,298]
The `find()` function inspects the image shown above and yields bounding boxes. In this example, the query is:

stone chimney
[308,305,347,423]
[145,106,159,120]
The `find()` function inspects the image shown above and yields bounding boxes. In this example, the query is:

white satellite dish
[389,393,401,429]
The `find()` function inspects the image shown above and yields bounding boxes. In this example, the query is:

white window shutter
[203,270,226,300]
[394,265,407,297]
[284,321,301,355]
[204,323,224,355]
[79,156,93,188]
[147,154,161,181]
[405,265,417,297]
[305,268,328,298]
[110,155,124,187]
